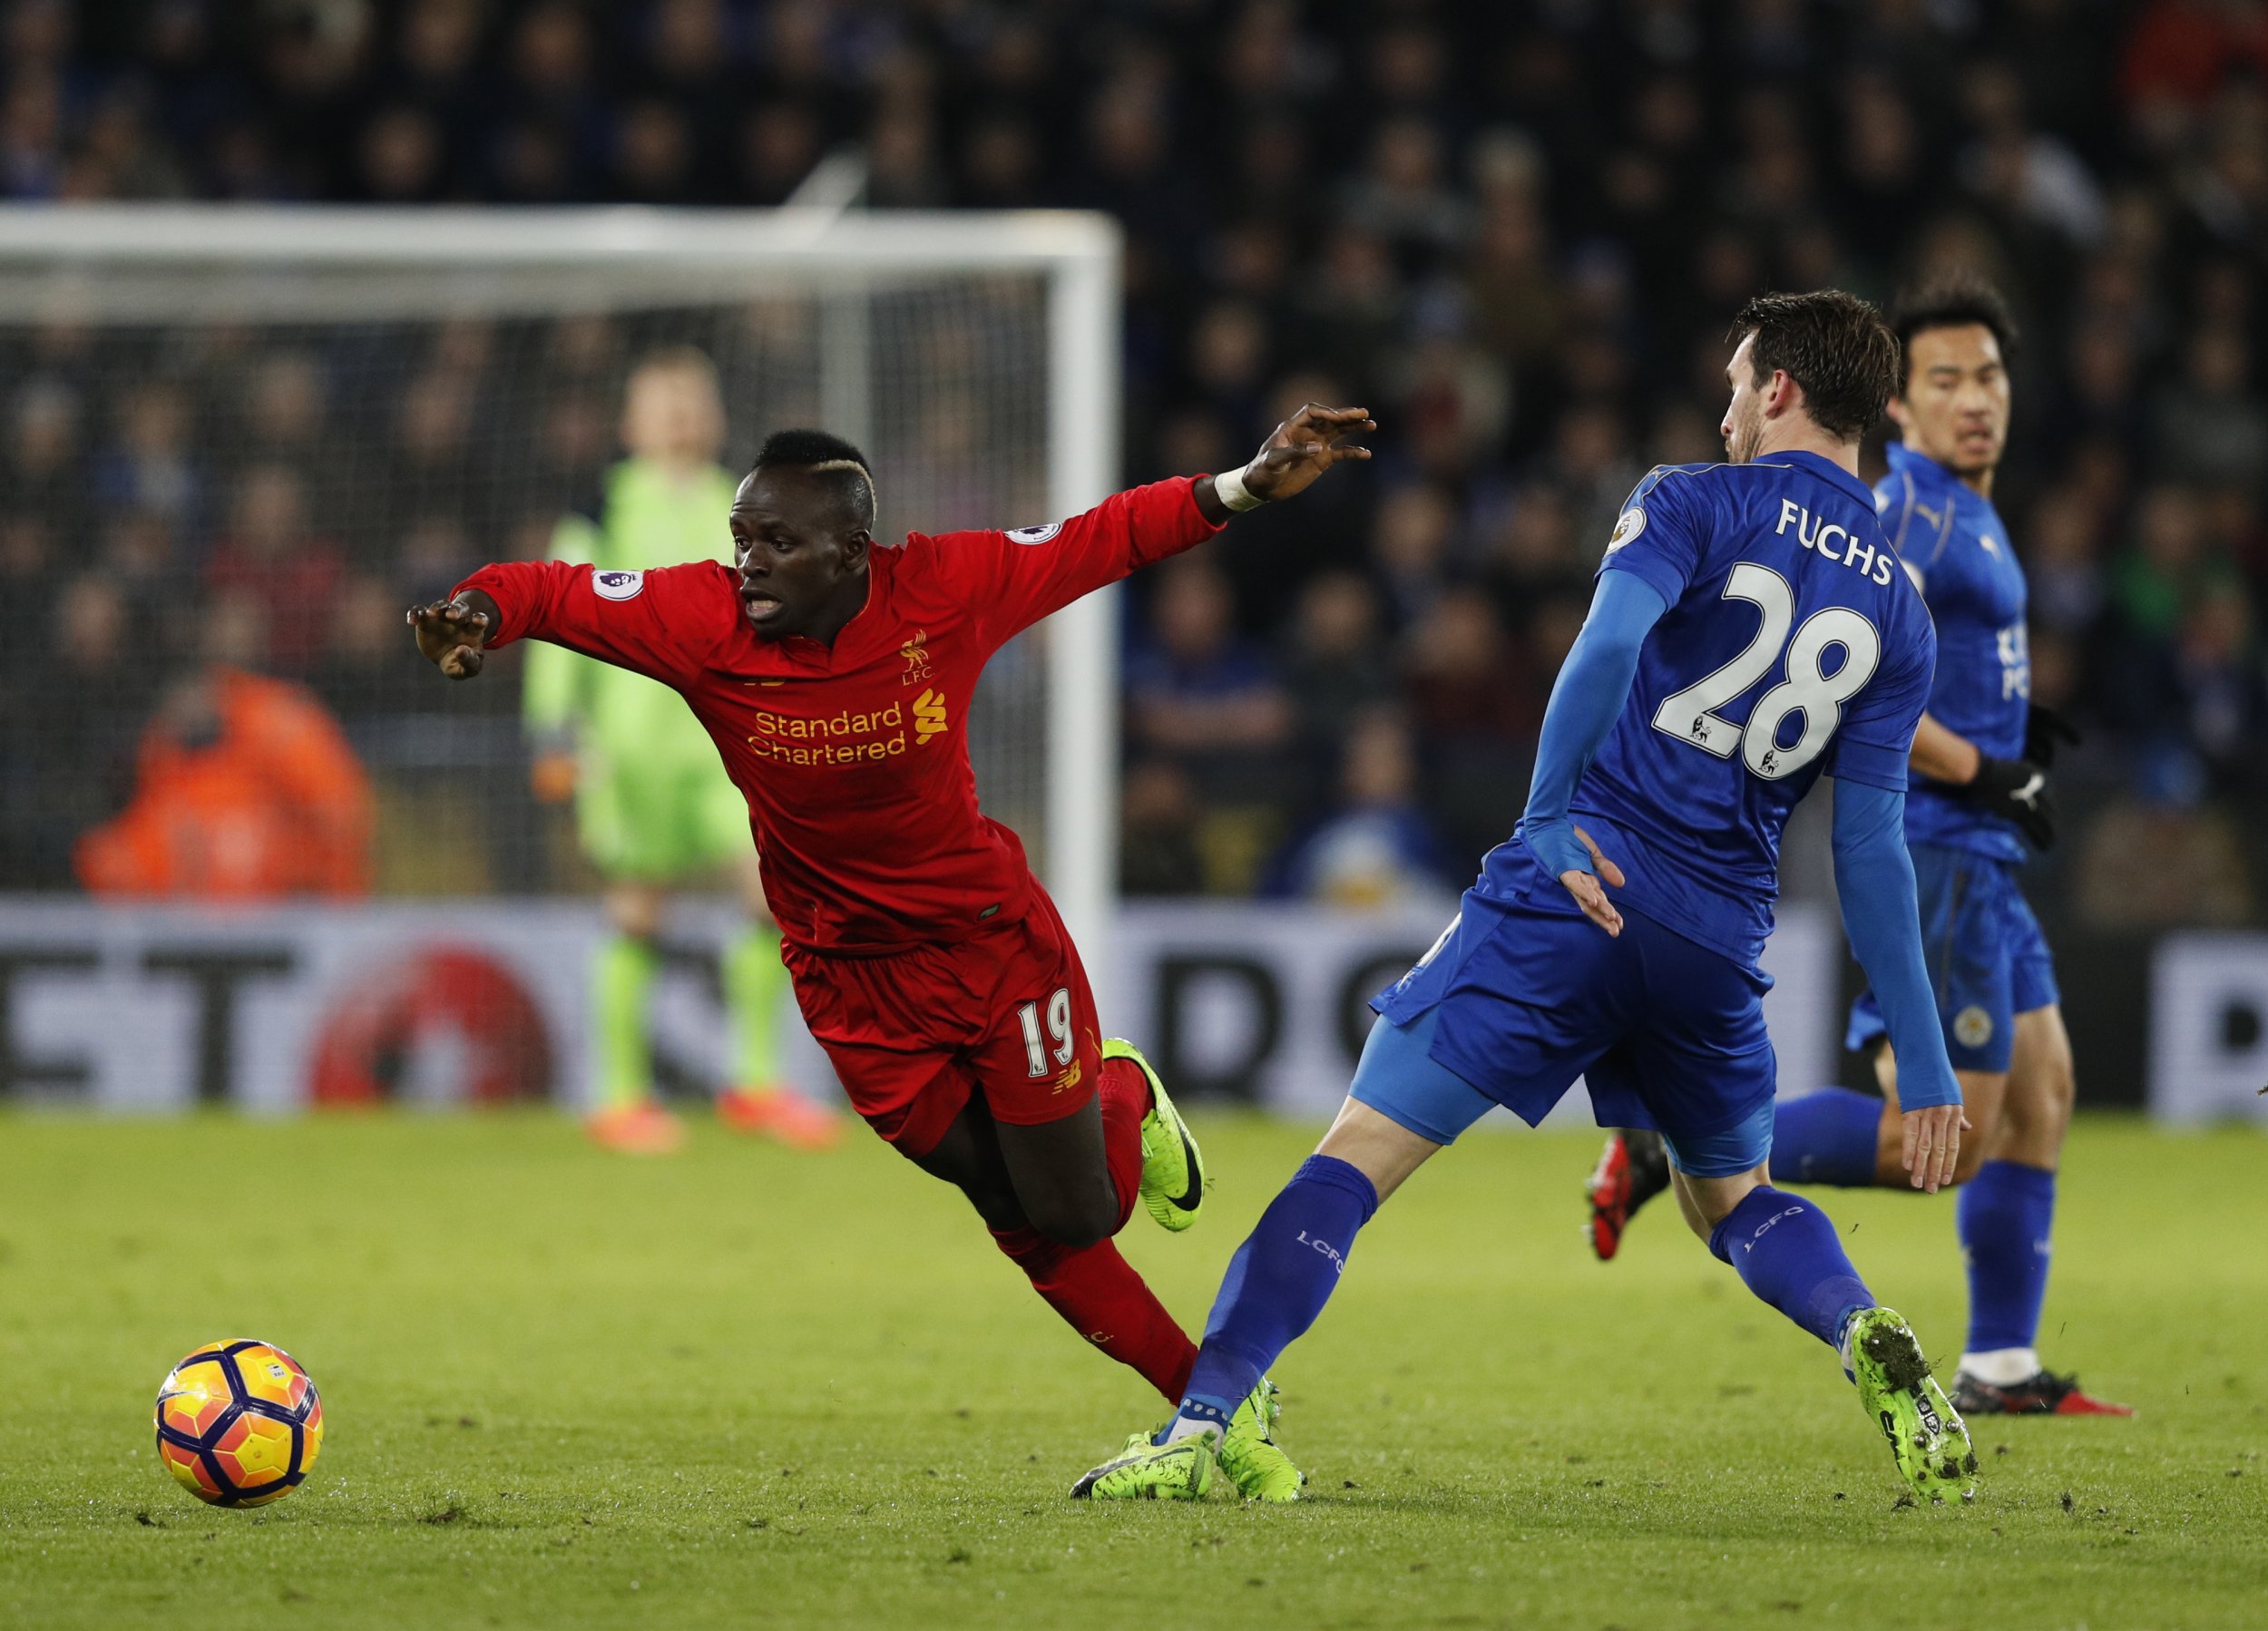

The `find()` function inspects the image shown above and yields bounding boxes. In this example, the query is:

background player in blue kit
[1074,292,1980,1509]
[1586,284,2130,1420]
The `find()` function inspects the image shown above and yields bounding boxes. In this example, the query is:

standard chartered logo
[740,690,948,767]
[913,689,947,744]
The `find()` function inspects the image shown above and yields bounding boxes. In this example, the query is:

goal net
[0,207,1122,954]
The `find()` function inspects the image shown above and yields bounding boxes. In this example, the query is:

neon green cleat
[1217,1379,1304,1503]
[1068,1426,1218,1500]
[1847,1306,1979,1506]
[1105,1039,1205,1232]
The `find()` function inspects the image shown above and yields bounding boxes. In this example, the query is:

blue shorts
[1845,843,2058,1076]
[1358,875,1779,1179]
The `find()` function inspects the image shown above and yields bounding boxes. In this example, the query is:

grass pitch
[2,1110,2262,1629]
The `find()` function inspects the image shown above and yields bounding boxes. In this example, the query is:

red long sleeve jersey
[460,477,1223,954]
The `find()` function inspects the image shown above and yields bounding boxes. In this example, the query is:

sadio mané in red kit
[425,408,1375,1424]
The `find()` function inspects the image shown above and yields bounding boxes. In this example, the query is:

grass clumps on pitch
[0,1111,2262,1629]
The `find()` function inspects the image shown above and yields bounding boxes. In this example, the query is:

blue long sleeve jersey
[1876,441,2032,862]
[1509,455,1960,1112]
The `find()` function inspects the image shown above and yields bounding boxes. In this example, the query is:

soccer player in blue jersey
[1073,291,1980,1507]
[1587,283,2131,1417]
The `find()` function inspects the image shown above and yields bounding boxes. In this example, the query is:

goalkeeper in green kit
[524,348,842,1155]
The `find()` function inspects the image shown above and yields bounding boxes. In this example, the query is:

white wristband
[1212,465,1264,513]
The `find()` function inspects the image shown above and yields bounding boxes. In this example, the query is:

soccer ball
[152,1340,325,1507]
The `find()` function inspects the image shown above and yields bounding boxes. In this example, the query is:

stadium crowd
[3,0,2266,923]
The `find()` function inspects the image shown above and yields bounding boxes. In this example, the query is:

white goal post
[0,204,1124,968]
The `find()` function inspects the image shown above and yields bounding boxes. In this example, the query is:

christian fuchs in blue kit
[1074,405,1981,1507]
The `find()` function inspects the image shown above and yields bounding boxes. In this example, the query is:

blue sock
[1708,1186,1875,1350]
[1167,1155,1380,1435]
[1956,1159,2056,1354]
[1772,1088,1884,1187]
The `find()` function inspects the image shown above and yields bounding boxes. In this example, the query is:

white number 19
[1017,988,1074,1078]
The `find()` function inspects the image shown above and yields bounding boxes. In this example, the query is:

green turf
[2,1110,2261,1629]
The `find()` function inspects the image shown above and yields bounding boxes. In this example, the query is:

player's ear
[1765,367,1802,421]
[838,528,872,571]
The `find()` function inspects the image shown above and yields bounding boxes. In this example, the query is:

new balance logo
[913,689,947,744]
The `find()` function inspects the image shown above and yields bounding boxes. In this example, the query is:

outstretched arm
[1518,569,1667,934]
[971,405,1374,644]
[1831,779,1966,1191]
[407,561,733,690]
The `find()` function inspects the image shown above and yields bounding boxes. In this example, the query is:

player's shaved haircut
[1889,279,2020,390]
[1731,290,1900,442]
[753,428,878,532]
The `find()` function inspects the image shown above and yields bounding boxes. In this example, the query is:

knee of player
[2027,1050,2077,1115]
[1947,1138,1989,1187]
[1024,1191,1116,1252]
[2001,1060,2075,1151]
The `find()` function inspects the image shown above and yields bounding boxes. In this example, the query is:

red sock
[1097,1055,1151,1231]
[992,1226,1197,1403]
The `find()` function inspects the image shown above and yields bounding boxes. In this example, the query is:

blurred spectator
[92,381,200,526]
[2175,583,2265,784]
[2151,326,2268,489]
[75,595,374,900]
[1268,709,1459,907]
[1371,483,1459,628]
[1119,758,1207,898]
[313,574,433,721]
[1403,587,1539,863]
[9,378,84,533]
[2025,488,2109,635]
[1403,589,1535,747]
[1279,571,1394,776]
[1125,557,1293,788]
[9,574,153,884]
[204,465,347,676]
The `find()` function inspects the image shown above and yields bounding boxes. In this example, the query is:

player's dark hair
[1889,279,2020,391]
[1730,289,1900,443]
[751,428,877,531]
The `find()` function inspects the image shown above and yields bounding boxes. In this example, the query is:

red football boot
[585,1100,688,1155]
[1585,1127,1670,1261]
[717,1084,844,1151]
[1951,1369,2136,1417]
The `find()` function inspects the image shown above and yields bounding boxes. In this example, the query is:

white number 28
[1652,562,1882,780]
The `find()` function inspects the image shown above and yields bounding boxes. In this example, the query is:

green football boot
[1847,1306,1979,1506]
[1104,1038,1205,1232]
[1217,1379,1305,1503]
[1068,1425,1218,1501]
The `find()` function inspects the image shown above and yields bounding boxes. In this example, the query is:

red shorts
[782,888,1103,1157]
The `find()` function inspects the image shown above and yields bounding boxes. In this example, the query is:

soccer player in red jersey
[408,405,1373,1410]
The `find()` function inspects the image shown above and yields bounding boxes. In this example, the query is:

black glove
[1964,755,2056,851]
[2024,703,2081,768]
